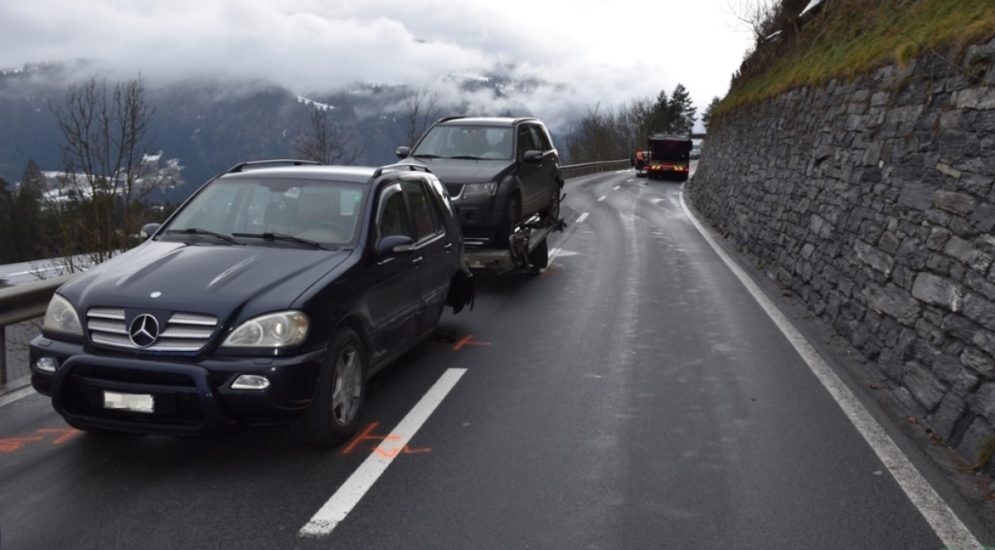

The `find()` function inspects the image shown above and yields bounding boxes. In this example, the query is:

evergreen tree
[702,96,722,132]
[0,177,11,262]
[8,159,47,261]
[668,84,697,135]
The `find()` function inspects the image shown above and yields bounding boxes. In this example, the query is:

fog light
[231,374,271,390]
[36,357,59,373]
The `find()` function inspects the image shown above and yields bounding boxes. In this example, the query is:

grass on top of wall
[718,0,995,116]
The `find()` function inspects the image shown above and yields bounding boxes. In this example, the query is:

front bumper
[30,336,323,435]
[452,195,499,239]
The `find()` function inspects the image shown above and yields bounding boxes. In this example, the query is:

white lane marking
[597,196,607,202]
[299,368,467,538]
[576,212,590,224]
[613,169,630,174]
[651,198,665,206]
[612,185,621,191]
[626,178,635,184]
[0,385,35,408]
[678,191,983,550]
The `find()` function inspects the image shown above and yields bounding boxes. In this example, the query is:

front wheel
[539,185,560,223]
[292,328,366,446]
[495,195,521,249]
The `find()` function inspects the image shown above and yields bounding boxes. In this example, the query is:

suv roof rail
[372,163,434,179]
[227,159,323,173]
[436,115,466,124]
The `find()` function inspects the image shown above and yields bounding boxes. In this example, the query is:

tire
[527,238,549,274]
[292,328,366,446]
[495,195,521,249]
[539,185,560,222]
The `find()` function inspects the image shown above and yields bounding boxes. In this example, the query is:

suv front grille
[87,308,218,352]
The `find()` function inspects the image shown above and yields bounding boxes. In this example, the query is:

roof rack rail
[372,163,434,178]
[227,159,322,173]
[436,115,466,124]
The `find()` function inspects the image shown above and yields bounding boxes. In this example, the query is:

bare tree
[51,75,164,265]
[294,105,361,165]
[400,87,441,147]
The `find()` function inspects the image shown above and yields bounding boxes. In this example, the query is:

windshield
[165,177,365,247]
[412,125,513,160]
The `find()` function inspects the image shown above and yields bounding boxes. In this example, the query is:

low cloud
[1,0,753,132]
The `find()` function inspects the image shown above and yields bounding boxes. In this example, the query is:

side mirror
[377,234,415,256]
[141,223,161,239]
[522,150,543,163]
[395,146,411,159]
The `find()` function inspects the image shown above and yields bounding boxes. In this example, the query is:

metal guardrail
[0,158,630,387]
[0,275,72,385]
[560,159,631,179]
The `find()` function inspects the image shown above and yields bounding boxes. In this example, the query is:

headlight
[42,294,83,336]
[461,182,497,199]
[222,311,309,348]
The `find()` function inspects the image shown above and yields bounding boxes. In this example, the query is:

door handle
[412,256,424,266]
[443,242,454,253]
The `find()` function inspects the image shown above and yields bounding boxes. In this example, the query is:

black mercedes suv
[29,160,474,445]
[395,116,563,249]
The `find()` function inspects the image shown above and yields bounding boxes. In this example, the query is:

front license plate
[103,391,155,413]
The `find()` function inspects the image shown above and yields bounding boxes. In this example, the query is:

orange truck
[645,134,692,181]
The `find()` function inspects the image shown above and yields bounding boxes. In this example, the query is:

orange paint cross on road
[342,422,431,457]
[452,335,492,352]
[0,427,80,453]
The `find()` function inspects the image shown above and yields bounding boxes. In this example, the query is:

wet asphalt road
[0,169,987,549]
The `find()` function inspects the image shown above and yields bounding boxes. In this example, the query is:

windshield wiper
[232,232,326,249]
[449,155,484,160]
[412,153,441,159]
[166,228,239,245]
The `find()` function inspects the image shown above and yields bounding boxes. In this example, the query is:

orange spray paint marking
[452,335,492,352]
[0,436,44,453]
[36,428,81,445]
[341,422,400,455]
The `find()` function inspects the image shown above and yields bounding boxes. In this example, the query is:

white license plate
[103,391,155,413]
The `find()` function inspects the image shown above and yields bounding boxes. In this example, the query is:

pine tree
[8,159,47,261]
[0,177,11,263]
[668,84,697,135]
[702,96,722,132]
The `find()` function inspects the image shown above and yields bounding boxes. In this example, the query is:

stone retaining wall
[689,38,995,471]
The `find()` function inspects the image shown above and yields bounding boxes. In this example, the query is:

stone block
[927,393,966,441]
[902,361,946,411]
[961,347,995,379]
[951,86,995,110]
[933,190,976,215]
[864,283,921,325]
[936,162,962,179]
[854,239,894,274]
[897,182,934,211]
[941,313,981,342]
[932,354,980,396]
[925,227,952,251]
[942,236,974,264]
[955,417,995,467]
[912,272,964,311]
[962,292,995,331]
[972,330,995,360]
[968,383,995,425]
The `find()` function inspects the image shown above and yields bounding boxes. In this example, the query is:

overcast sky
[0,0,757,131]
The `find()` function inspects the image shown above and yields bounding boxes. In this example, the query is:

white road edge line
[299,368,467,538]
[576,212,590,224]
[0,385,35,409]
[678,191,982,550]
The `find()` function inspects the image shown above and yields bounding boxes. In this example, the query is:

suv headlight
[222,311,309,348]
[43,294,83,337]
[461,182,497,199]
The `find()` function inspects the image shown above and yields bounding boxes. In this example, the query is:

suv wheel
[495,195,521,249]
[292,328,365,446]
[539,186,560,222]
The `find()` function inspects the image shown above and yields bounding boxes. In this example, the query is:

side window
[376,184,413,240]
[534,126,553,151]
[403,179,444,240]
[528,126,548,152]
[517,125,539,157]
